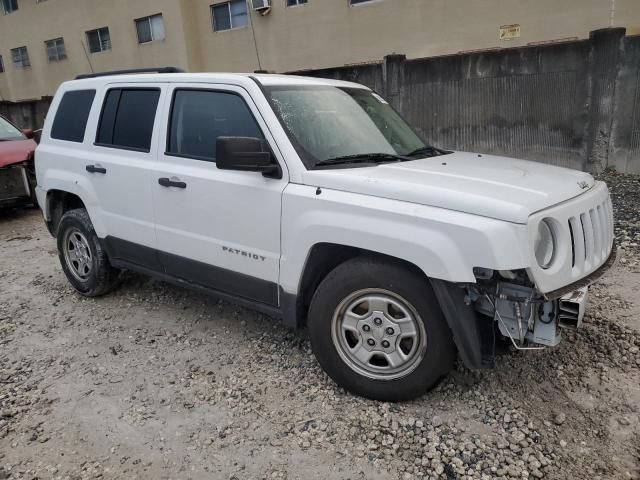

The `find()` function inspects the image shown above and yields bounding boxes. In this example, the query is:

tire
[56,208,120,297]
[307,257,456,401]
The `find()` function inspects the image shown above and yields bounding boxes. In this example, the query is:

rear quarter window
[96,88,160,152]
[50,90,96,142]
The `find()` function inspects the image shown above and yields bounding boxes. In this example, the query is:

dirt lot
[1,172,639,480]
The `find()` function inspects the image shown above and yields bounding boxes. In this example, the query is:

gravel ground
[599,170,640,257]
[1,173,639,480]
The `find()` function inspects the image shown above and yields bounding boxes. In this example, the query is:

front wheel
[307,257,456,401]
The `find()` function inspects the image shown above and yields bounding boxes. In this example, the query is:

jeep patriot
[35,69,616,400]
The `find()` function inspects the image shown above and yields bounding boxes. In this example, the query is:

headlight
[534,219,556,269]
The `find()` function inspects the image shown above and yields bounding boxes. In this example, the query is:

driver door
[150,84,287,306]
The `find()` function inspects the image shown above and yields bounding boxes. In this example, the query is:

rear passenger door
[151,84,288,306]
[86,84,165,268]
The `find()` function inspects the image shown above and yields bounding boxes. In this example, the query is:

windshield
[265,85,428,168]
[0,116,24,141]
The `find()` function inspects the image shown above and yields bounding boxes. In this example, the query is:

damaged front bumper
[431,247,618,369]
[470,245,618,349]
[471,284,588,349]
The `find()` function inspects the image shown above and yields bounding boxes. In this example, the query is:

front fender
[280,184,530,295]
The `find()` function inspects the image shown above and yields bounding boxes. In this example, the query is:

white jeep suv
[35,69,616,401]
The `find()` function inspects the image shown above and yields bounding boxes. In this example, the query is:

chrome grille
[567,196,614,274]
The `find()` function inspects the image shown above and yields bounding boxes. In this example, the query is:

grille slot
[597,205,607,258]
[568,220,575,267]
[590,208,600,260]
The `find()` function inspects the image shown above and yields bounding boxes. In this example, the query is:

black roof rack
[75,66,185,80]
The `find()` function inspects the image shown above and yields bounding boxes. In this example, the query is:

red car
[0,114,37,208]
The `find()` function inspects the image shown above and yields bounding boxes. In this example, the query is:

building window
[86,27,111,54]
[286,0,307,5]
[10,47,30,68]
[350,0,377,4]
[211,0,248,32]
[45,38,67,62]
[1,0,18,14]
[135,14,165,44]
[0,55,4,73]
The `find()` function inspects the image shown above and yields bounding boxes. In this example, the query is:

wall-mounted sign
[499,24,521,40]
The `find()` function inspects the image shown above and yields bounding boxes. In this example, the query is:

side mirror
[22,129,35,139]
[216,137,280,178]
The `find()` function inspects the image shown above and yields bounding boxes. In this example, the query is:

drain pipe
[609,0,616,27]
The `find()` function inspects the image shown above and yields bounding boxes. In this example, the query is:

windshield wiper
[406,145,450,158]
[315,153,409,167]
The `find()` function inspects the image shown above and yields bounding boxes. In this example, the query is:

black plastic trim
[103,236,162,272]
[163,151,217,163]
[75,66,184,80]
[279,289,301,328]
[111,255,283,320]
[101,236,279,308]
[93,143,152,154]
[430,278,485,370]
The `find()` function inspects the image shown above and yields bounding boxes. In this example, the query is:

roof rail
[75,66,185,80]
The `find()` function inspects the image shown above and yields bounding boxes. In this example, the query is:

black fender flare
[430,278,485,370]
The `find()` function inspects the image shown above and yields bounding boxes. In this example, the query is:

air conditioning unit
[251,0,271,11]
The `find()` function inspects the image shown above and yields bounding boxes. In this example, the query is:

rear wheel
[57,208,120,296]
[308,257,456,401]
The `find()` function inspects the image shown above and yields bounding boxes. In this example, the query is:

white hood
[302,152,596,224]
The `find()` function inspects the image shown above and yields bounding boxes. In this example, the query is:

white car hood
[302,152,596,224]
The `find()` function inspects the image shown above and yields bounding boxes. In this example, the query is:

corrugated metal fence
[611,34,640,173]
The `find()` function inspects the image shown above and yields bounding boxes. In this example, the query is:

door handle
[158,177,187,189]
[86,164,107,174]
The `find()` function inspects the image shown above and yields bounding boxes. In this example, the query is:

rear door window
[51,89,96,142]
[96,88,160,152]
[166,89,263,162]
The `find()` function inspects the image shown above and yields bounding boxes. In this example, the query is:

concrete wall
[2,0,640,103]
